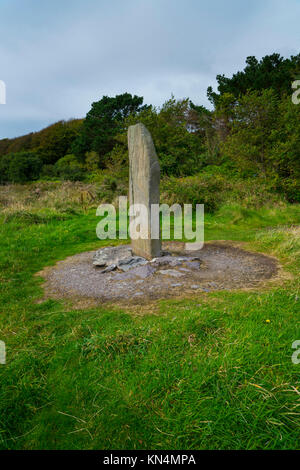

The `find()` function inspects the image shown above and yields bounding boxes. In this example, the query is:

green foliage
[0,151,42,183]
[208,53,300,105]
[0,120,83,165]
[55,154,85,181]
[220,90,300,201]
[162,174,225,212]
[123,97,206,176]
[161,171,282,213]
[222,89,279,175]
[269,96,300,179]
[72,93,147,163]
[85,151,100,171]
[40,164,57,179]
[34,120,83,164]
[106,144,128,169]
[0,54,299,202]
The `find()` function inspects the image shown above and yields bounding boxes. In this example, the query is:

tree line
[0,52,299,202]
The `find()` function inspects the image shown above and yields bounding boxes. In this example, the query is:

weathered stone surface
[159,269,185,277]
[102,264,117,273]
[113,271,138,281]
[151,255,181,267]
[187,261,202,269]
[118,256,148,272]
[128,123,161,260]
[131,265,156,278]
[94,245,203,281]
[93,245,132,267]
[151,255,202,269]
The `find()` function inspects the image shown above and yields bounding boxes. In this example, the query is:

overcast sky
[0,0,299,139]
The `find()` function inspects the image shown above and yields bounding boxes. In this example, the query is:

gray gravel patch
[36,242,279,305]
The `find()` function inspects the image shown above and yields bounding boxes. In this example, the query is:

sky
[0,0,300,139]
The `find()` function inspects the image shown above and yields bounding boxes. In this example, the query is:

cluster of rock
[93,245,202,279]
[93,246,148,273]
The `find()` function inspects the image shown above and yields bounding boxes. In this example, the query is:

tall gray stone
[128,123,161,260]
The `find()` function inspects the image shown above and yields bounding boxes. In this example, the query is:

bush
[161,171,283,213]
[274,177,300,203]
[54,154,85,181]
[85,151,100,171]
[40,164,57,179]
[161,174,228,213]
[0,151,42,183]
[123,98,206,177]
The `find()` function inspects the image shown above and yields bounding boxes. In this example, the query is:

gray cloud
[0,0,299,138]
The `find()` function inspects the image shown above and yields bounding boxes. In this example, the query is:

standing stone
[128,123,161,260]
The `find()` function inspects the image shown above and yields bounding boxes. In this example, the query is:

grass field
[0,185,299,449]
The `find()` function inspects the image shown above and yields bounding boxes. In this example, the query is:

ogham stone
[128,123,161,260]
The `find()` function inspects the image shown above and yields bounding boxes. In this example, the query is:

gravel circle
[36,241,279,305]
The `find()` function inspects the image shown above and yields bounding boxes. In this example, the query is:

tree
[222,89,279,175]
[0,151,42,183]
[122,98,206,176]
[208,53,300,106]
[34,120,83,164]
[85,151,100,171]
[55,154,85,181]
[0,119,83,164]
[72,93,147,165]
[268,95,300,202]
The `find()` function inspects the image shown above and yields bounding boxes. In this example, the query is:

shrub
[161,174,228,213]
[85,151,100,171]
[40,164,57,179]
[0,151,42,183]
[54,154,85,181]
[161,172,283,213]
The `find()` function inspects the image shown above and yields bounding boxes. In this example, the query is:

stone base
[36,242,279,305]
[93,245,201,274]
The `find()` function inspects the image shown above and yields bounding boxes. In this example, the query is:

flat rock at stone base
[151,256,182,267]
[187,261,202,268]
[118,256,148,272]
[151,255,202,268]
[93,245,132,267]
[130,265,156,278]
[93,245,204,277]
[102,264,117,273]
[159,269,185,277]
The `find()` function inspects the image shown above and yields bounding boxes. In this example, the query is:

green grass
[0,201,299,450]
